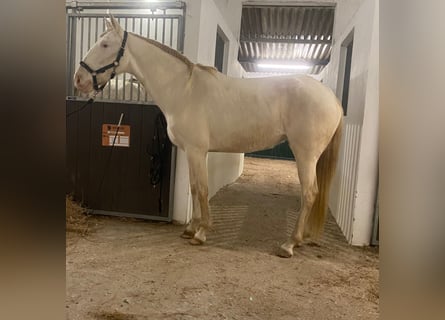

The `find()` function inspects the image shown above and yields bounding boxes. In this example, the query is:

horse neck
[124,33,191,114]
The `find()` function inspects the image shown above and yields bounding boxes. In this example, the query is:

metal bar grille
[66,7,185,103]
[66,2,184,10]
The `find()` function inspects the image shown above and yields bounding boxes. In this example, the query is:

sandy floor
[66,157,379,320]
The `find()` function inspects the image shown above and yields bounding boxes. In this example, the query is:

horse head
[74,15,128,94]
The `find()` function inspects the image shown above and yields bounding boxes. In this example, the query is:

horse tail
[305,116,343,238]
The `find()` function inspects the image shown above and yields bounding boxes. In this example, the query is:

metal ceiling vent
[238,4,335,75]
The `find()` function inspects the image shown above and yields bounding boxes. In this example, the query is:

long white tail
[305,117,343,237]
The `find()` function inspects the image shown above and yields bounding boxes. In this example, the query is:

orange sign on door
[102,124,131,147]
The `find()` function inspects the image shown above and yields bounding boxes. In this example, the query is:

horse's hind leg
[181,150,210,245]
[277,153,318,258]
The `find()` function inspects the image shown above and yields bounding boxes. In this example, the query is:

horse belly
[209,123,285,153]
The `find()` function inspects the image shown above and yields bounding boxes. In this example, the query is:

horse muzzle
[74,71,94,94]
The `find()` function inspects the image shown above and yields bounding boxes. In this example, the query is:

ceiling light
[257,63,312,71]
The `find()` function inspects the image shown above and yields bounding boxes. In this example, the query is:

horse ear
[105,18,113,31]
[107,15,124,37]
[109,15,122,31]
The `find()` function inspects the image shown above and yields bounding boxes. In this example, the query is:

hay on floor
[66,196,90,235]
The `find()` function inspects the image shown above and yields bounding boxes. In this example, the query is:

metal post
[178,12,185,52]
[66,15,72,95]
[67,15,77,97]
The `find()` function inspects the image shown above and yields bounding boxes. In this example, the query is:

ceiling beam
[242,2,336,9]
[240,36,331,45]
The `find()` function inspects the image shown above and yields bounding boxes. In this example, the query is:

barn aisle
[66,157,379,320]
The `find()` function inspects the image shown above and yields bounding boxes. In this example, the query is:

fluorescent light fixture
[257,63,311,71]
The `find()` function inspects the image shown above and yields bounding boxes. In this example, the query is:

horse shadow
[203,178,351,260]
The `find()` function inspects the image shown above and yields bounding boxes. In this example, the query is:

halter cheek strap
[80,31,128,92]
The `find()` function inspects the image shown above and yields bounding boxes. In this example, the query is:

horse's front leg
[180,217,200,239]
[181,150,210,245]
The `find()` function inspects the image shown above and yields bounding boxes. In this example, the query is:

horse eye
[101,43,108,48]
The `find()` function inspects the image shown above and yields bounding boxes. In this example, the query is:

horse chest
[166,124,183,148]
[166,121,197,150]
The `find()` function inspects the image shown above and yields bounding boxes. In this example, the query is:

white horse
[74,17,343,258]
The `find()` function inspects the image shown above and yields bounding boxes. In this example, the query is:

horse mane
[131,33,217,75]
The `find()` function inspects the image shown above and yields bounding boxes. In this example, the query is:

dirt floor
[66,157,379,320]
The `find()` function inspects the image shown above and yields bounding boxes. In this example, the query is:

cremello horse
[74,17,343,258]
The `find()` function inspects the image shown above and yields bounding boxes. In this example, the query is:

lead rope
[66,89,102,118]
[66,97,95,118]
[149,113,168,213]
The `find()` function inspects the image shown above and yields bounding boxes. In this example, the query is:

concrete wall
[323,0,378,245]
[173,0,245,224]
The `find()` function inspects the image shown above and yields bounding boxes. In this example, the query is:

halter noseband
[80,31,128,92]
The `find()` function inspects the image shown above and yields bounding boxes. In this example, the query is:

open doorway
[337,30,354,115]
[214,26,228,74]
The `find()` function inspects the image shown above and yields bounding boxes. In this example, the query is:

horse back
[172,73,341,153]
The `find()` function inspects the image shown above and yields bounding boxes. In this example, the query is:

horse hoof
[189,237,204,245]
[180,230,195,239]
[276,246,293,258]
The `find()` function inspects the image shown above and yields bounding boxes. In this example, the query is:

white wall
[323,0,379,245]
[172,0,245,224]
[352,0,378,245]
